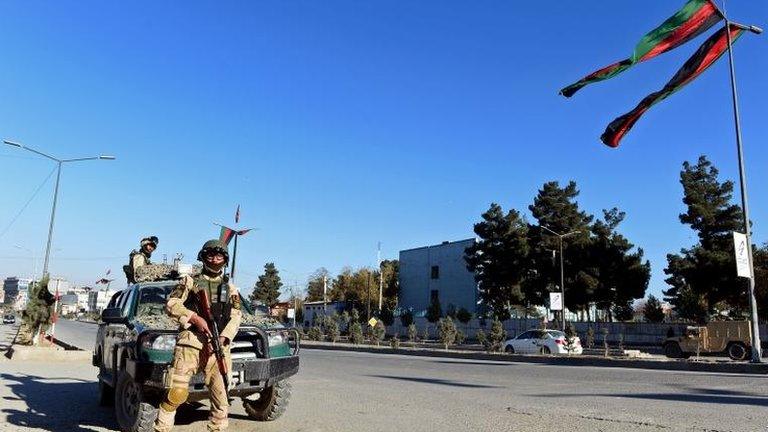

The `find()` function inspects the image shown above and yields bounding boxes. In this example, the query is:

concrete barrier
[7,344,91,362]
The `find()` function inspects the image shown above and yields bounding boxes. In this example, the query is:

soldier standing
[154,239,242,432]
[124,236,159,283]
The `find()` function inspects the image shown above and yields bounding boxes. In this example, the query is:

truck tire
[540,346,551,355]
[243,379,292,421]
[99,379,114,406]
[115,371,157,432]
[663,342,683,359]
[727,342,748,361]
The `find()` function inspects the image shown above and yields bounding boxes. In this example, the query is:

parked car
[3,314,15,324]
[503,329,582,355]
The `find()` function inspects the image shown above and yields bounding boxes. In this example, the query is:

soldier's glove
[188,314,212,337]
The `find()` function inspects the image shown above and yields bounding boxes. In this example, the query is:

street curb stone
[301,341,768,375]
[7,344,91,362]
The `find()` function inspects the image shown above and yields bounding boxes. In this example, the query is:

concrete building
[3,277,33,310]
[89,288,119,314]
[399,239,478,315]
[302,301,345,327]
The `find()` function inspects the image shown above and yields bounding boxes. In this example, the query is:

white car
[503,329,582,355]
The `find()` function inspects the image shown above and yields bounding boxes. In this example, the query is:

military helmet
[140,236,159,248]
[197,239,229,263]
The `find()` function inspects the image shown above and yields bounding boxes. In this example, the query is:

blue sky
[0,2,766,299]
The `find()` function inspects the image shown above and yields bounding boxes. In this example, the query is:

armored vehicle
[94,280,300,432]
[663,321,751,361]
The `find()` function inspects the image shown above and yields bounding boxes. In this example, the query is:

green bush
[325,318,340,343]
[477,329,488,350]
[400,310,414,328]
[308,326,323,341]
[350,322,364,345]
[372,321,386,346]
[455,328,466,346]
[390,333,400,350]
[586,327,595,349]
[487,319,507,353]
[438,317,457,350]
[407,323,418,346]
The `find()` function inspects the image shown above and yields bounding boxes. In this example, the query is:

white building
[89,289,119,314]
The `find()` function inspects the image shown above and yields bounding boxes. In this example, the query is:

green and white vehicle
[93,280,300,432]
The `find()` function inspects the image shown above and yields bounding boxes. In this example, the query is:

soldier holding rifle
[154,239,242,432]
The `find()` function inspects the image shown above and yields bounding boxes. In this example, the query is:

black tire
[504,345,515,354]
[540,346,551,355]
[243,379,292,421]
[664,342,683,359]
[99,378,114,406]
[727,342,748,361]
[114,371,157,432]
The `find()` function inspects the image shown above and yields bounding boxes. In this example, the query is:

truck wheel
[115,371,157,432]
[663,342,683,359]
[243,379,292,421]
[99,379,114,406]
[727,342,748,361]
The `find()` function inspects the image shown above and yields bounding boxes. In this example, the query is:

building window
[430,290,439,302]
[431,266,439,279]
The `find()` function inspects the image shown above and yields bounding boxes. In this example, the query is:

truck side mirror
[101,307,127,324]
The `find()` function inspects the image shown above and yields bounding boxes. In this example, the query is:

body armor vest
[183,274,232,330]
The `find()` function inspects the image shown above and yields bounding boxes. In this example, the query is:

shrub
[372,321,386,346]
[308,326,323,341]
[350,322,364,345]
[407,323,418,346]
[456,308,472,326]
[602,327,610,357]
[586,327,595,349]
[325,318,340,343]
[438,317,457,350]
[477,329,488,350]
[390,333,400,350]
[487,319,507,353]
[455,329,466,346]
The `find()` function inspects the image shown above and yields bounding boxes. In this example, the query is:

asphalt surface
[0,320,765,431]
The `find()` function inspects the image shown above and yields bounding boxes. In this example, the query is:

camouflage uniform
[154,252,242,432]
[126,236,158,283]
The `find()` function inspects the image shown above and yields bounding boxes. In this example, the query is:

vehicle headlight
[267,331,288,347]
[142,334,177,351]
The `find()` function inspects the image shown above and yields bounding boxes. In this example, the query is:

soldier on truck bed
[123,235,158,283]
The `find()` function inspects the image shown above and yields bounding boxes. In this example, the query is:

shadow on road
[367,374,501,389]
[1,373,117,432]
[430,360,511,367]
[532,390,768,407]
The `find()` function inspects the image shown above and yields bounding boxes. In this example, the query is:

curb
[7,344,91,362]
[301,342,768,375]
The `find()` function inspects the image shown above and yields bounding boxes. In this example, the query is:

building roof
[399,238,475,253]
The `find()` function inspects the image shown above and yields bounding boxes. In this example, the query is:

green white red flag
[560,0,722,97]
[601,24,744,147]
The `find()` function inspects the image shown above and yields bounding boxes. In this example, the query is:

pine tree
[643,295,666,323]
[487,319,507,352]
[250,262,283,307]
[465,203,530,321]
[438,317,457,350]
[664,156,747,321]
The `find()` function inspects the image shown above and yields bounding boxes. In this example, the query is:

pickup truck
[93,280,300,432]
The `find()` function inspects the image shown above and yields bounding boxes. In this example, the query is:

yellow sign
[368,318,378,327]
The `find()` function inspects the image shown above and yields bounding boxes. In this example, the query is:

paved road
[0,320,765,432]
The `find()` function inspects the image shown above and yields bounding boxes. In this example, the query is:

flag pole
[724,17,763,362]
[231,233,239,281]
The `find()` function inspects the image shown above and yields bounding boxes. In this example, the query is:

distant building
[89,289,119,314]
[3,277,33,310]
[269,302,291,321]
[302,301,345,327]
[399,239,478,315]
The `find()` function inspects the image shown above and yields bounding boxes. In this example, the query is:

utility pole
[323,275,327,316]
[3,140,114,277]
[540,225,581,331]
[722,14,764,362]
[378,242,383,312]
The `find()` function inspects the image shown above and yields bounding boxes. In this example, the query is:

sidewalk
[300,340,768,375]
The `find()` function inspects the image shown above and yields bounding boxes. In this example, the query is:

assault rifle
[196,288,229,396]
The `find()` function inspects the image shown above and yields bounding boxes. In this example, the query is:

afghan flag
[560,0,722,97]
[602,24,744,147]
[219,225,252,245]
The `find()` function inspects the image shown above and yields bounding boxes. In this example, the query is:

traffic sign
[368,318,378,327]
[549,292,563,311]
[733,231,751,278]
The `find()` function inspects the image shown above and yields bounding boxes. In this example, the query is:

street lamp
[4,139,115,277]
[540,225,581,331]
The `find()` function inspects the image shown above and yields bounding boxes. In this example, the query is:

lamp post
[4,139,115,277]
[540,225,581,331]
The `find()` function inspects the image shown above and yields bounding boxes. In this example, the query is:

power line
[0,166,57,241]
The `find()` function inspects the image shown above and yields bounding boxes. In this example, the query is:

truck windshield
[134,284,257,318]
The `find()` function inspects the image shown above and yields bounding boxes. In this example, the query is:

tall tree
[379,259,399,310]
[589,208,651,320]
[527,181,594,314]
[643,295,666,323]
[664,156,746,321]
[250,262,283,307]
[465,203,530,321]
[306,267,330,302]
